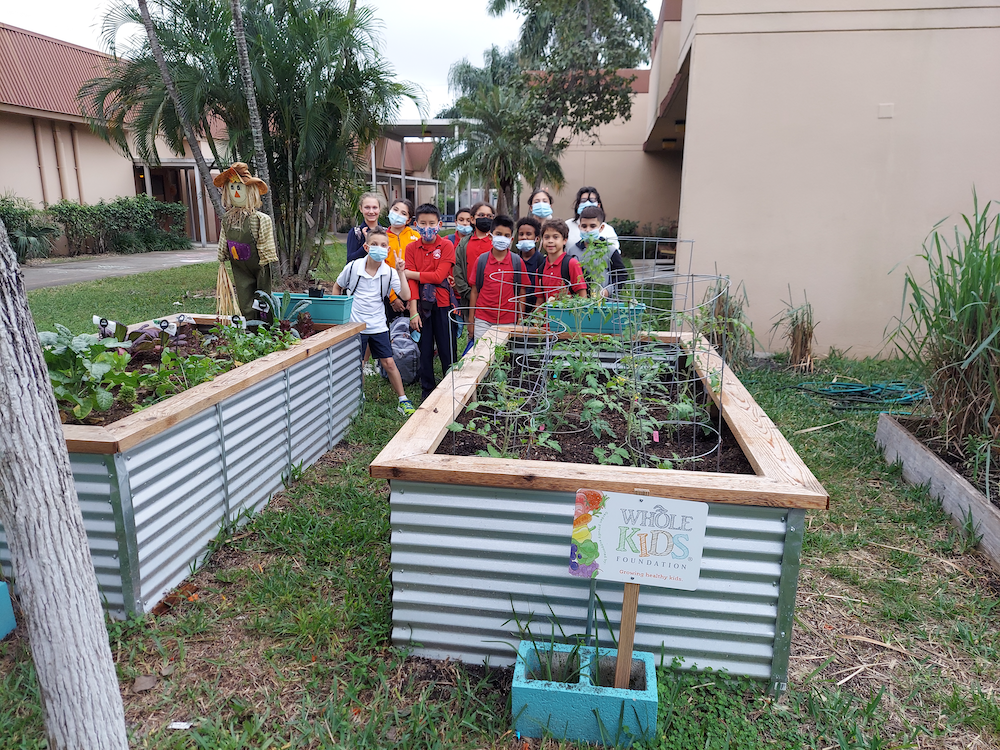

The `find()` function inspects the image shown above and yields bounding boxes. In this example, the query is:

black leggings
[418,306,456,397]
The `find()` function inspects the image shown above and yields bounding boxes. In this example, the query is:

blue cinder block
[512,641,658,746]
[0,582,15,640]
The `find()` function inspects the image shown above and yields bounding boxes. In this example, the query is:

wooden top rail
[64,322,365,455]
[371,329,829,510]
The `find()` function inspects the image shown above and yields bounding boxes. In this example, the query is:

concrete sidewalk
[21,247,218,290]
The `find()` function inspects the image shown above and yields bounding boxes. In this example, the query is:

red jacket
[405,236,456,307]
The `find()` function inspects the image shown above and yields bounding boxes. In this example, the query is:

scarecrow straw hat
[213,162,268,195]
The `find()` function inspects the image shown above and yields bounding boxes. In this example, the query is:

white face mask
[492,235,512,252]
[388,210,407,227]
[577,200,598,215]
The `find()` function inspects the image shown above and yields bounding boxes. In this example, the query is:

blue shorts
[361,331,393,360]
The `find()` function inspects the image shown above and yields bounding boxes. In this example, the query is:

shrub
[893,191,1000,453]
[49,194,191,256]
[610,217,678,259]
[0,193,61,261]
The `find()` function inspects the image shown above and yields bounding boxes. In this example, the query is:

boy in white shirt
[333,230,416,416]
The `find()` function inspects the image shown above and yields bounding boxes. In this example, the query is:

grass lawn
[26,241,348,334]
[4,266,1000,748]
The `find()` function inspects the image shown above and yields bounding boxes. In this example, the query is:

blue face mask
[388,210,407,227]
[418,226,439,243]
[577,201,598,215]
[580,229,600,242]
[531,202,553,218]
[492,235,512,252]
[368,245,389,262]
[456,224,473,235]
[516,240,536,252]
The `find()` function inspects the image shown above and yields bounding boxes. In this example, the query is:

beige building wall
[537,89,683,228]
[0,111,45,201]
[677,2,1000,356]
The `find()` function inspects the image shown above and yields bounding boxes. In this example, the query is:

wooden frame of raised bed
[372,328,828,693]
[0,321,365,618]
[876,413,1000,571]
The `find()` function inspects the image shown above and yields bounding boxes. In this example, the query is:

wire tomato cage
[440,243,740,471]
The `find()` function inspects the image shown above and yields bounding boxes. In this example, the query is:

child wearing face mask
[333,230,415,415]
[345,192,386,263]
[468,215,529,342]
[403,203,458,401]
[382,199,418,318]
[452,200,495,314]
[565,186,620,251]
[446,207,474,248]
[527,189,554,220]
[515,216,543,311]
[568,205,629,297]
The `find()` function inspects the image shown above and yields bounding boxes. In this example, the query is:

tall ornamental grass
[894,193,1000,453]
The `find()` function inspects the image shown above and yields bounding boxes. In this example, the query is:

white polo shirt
[336,258,402,335]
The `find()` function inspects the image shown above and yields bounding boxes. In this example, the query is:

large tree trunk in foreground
[0,220,128,750]
[229,0,274,221]
[137,0,225,220]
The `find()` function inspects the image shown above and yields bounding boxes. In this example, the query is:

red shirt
[540,252,586,299]
[465,235,492,280]
[473,251,520,325]
[405,236,455,307]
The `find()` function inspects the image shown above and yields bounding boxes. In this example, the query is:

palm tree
[134,0,224,218]
[443,86,563,216]
[81,0,415,276]
[228,0,273,219]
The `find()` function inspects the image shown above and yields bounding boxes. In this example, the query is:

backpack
[474,251,524,291]
[387,315,419,385]
[343,258,391,300]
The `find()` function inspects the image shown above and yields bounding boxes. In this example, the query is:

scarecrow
[214,162,277,319]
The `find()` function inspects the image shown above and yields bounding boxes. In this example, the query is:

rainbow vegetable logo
[569,489,607,578]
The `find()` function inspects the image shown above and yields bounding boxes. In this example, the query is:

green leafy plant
[892,191,1000,457]
[138,350,226,404]
[38,324,130,420]
[212,324,298,365]
[0,193,60,261]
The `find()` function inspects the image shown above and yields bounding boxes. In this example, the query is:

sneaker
[397,398,416,417]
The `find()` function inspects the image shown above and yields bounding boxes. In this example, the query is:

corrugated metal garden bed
[371,328,828,693]
[0,320,365,618]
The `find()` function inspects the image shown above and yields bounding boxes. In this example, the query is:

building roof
[379,139,434,174]
[0,23,111,119]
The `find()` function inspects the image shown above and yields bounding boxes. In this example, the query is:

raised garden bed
[0,320,365,617]
[372,328,828,692]
[876,413,1000,570]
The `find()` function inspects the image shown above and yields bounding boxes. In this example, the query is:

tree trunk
[228,0,274,221]
[0,220,128,750]
[533,118,561,192]
[136,0,225,221]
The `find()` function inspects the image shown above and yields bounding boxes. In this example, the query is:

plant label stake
[570,488,709,688]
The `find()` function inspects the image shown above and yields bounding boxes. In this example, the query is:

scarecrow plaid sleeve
[217,224,228,262]
[256,212,278,265]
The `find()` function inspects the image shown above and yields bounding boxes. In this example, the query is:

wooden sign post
[569,488,709,688]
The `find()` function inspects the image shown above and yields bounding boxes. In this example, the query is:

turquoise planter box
[546,301,645,334]
[0,582,14,640]
[512,641,657,746]
[274,293,353,325]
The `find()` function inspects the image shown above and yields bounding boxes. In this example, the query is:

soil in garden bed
[439,409,754,474]
[436,352,756,475]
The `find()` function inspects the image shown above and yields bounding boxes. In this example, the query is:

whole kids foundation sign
[570,488,709,590]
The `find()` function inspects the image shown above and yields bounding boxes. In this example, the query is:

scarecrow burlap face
[213,162,268,211]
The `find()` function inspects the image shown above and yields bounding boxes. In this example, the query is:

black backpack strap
[347,259,363,295]
[510,253,523,290]
[560,253,572,285]
[474,251,488,290]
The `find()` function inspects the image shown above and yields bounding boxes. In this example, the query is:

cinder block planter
[0,582,14,640]
[512,641,657,746]
[0,322,365,618]
[876,413,1000,570]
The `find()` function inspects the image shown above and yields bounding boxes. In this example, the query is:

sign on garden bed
[571,489,708,589]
